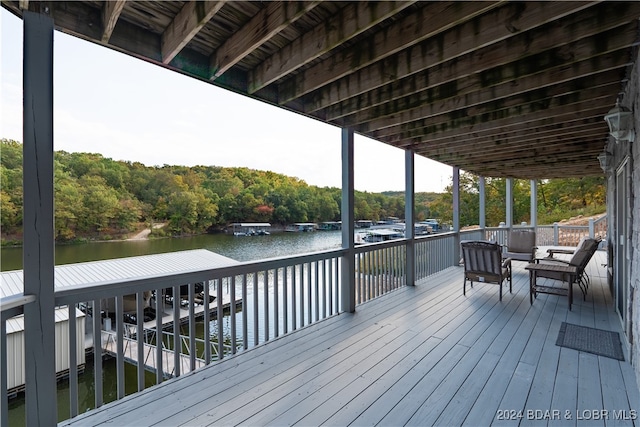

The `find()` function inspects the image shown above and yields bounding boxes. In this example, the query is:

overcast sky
[1,9,452,193]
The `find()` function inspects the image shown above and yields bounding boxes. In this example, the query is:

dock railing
[1,215,609,425]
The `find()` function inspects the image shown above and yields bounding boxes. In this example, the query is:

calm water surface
[4,230,342,424]
[1,230,342,271]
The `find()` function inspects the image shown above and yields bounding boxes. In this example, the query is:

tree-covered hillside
[1,139,417,241]
[1,139,605,243]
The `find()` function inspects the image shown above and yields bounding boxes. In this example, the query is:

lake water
[1,230,343,271]
[3,230,343,424]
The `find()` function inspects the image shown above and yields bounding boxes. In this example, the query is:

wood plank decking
[63,250,639,426]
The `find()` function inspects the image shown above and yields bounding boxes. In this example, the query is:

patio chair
[526,237,601,309]
[503,229,537,262]
[545,236,602,293]
[461,241,512,301]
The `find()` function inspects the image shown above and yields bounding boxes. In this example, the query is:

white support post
[341,128,356,313]
[506,178,514,228]
[479,176,486,230]
[530,179,537,228]
[405,150,415,286]
[453,167,461,265]
[22,10,57,425]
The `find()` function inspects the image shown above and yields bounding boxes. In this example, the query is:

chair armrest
[546,248,574,257]
[502,257,512,268]
[535,258,579,268]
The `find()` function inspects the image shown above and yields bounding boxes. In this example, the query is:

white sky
[0,9,452,193]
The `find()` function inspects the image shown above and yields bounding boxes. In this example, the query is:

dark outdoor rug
[556,322,624,361]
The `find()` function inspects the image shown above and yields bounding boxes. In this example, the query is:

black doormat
[556,322,624,361]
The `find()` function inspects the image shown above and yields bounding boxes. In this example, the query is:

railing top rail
[415,230,457,241]
[0,293,36,313]
[54,247,346,305]
[353,238,407,254]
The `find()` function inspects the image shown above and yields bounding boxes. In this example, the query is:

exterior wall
[608,47,639,386]
[631,53,640,387]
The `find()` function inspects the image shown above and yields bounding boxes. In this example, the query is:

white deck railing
[0,216,608,425]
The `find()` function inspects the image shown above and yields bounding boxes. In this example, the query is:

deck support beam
[22,10,57,425]
[341,128,356,313]
[530,179,538,227]
[405,150,415,286]
[479,176,486,229]
[506,178,514,228]
[452,167,460,265]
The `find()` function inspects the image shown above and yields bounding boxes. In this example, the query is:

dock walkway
[101,330,204,378]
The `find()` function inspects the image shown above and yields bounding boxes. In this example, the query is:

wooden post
[22,10,57,425]
[479,176,486,230]
[405,150,415,286]
[341,128,356,313]
[530,179,538,228]
[452,167,460,265]
[506,178,514,228]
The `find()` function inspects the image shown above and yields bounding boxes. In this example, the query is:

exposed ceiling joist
[327,50,631,124]
[101,0,125,43]
[248,1,416,94]
[355,72,622,134]
[311,7,637,118]
[161,0,225,64]
[279,1,506,105]
[2,0,637,179]
[383,96,612,146]
[209,1,320,80]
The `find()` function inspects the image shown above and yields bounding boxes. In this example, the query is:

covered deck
[2,1,639,425]
[63,251,639,426]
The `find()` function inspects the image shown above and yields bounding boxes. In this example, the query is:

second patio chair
[545,235,602,293]
[503,229,537,262]
[461,241,512,301]
[526,236,601,309]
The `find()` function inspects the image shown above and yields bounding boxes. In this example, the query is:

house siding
[631,50,640,387]
[609,47,639,387]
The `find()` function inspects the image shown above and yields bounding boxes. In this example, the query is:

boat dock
[100,291,242,377]
[101,330,205,378]
[2,249,243,384]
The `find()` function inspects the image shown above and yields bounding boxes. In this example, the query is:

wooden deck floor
[63,250,639,426]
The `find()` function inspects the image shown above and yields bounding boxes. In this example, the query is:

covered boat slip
[1,249,239,298]
[62,252,639,427]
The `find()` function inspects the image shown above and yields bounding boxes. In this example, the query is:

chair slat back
[461,241,502,275]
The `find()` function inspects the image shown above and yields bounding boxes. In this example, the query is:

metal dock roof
[0,249,239,299]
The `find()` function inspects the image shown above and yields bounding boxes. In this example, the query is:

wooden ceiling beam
[450,152,605,178]
[209,1,320,80]
[304,2,639,113]
[101,0,126,43]
[161,0,225,64]
[329,50,630,125]
[432,151,605,172]
[453,151,604,171]
[419,122,605,154]
[425,134,605,163]
[381,96,612,148]
[277,0,504,104]
[372,82,617,140]
[395,110,607,148]
[354,71,621,134]
[248,1,415,94]
[281,1,597,105]
[423,124,606,157]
